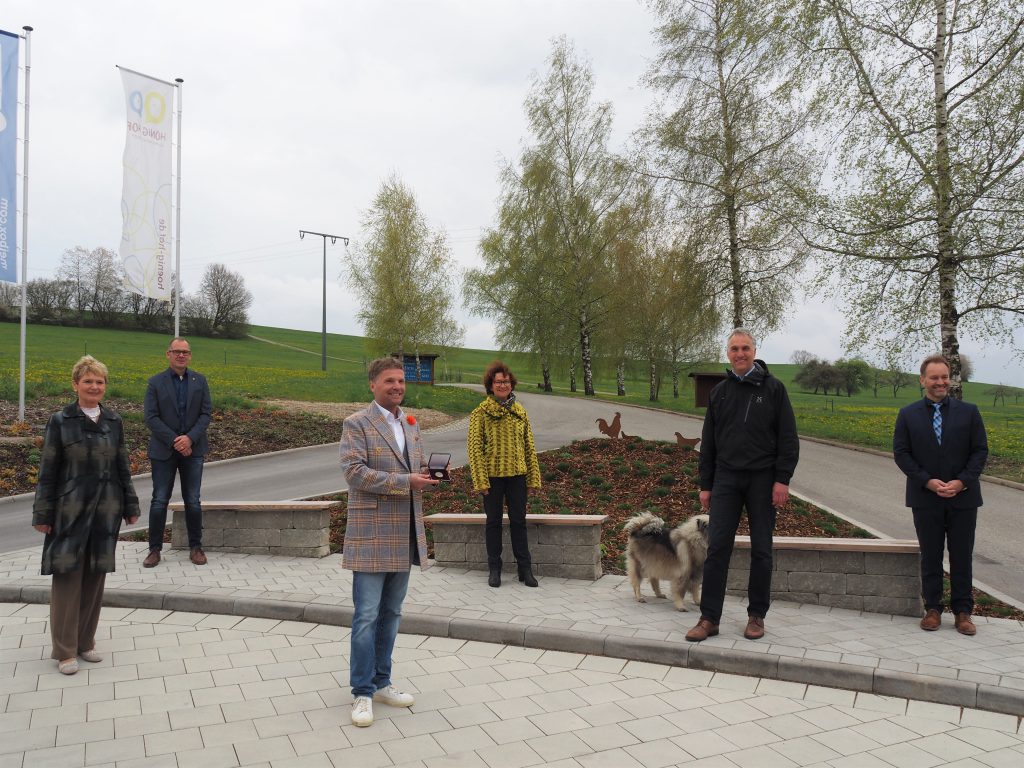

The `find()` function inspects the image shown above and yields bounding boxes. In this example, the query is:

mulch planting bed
[426,437,873,572]
[0,397,346,497]
[320,436,1024,620]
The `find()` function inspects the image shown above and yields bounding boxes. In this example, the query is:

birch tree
[465,156,574,392]
[810,0,1024,398]
[645,0,817,335]
[604,183,719,401]
[522,37,636,396]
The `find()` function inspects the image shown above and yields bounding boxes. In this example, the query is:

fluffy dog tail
[623,511,665,538]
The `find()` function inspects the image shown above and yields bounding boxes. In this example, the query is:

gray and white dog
[623,512,710,611]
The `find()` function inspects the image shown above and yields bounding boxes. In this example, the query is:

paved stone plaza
[1,601,1023,768]
[1,541,1024,766]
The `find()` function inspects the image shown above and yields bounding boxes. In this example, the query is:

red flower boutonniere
[406,415,417,426]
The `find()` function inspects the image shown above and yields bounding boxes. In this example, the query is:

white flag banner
[119,68,173,300]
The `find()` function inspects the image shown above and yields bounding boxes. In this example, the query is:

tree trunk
[542,363,552,392]
[933,0,962,399]
[648,359,657,402]
[616,362,625,396]
[672,353,680,399]
[715,16,743,329]
[569,347,577,393]
[579,310,595,396]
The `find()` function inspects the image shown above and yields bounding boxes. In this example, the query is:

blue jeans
[149,454,204,550]
[350,570,410,698]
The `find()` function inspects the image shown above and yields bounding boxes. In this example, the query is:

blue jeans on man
[349,571,410,698]
[148,454,204,550]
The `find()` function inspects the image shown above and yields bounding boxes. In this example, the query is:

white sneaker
[351,696,373,727]
[373,685,415,707]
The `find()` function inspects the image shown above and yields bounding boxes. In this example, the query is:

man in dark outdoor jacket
[686,328,799,642]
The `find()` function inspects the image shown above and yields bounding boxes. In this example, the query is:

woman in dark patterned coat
[32,356,140,674]
[467,360,542,589]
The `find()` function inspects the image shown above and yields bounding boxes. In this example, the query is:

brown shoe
[142,549,161,568]
[685,618,719,642]
[189,547,207,566]
[743,615,765,640]
[955,613,976,636]
[920,608,941,631]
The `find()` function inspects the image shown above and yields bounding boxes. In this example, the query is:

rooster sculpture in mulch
[675,432,701,450]
[596,412,622,438]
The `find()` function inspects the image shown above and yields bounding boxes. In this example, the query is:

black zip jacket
[698,360,799,489]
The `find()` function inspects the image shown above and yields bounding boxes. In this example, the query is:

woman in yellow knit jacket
[467,361,542,588]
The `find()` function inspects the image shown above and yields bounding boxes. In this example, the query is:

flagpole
[173,77,182,337]
[17,26,32,423]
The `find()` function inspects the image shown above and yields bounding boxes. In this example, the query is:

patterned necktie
[932,402,942,445]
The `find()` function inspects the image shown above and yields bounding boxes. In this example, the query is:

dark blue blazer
[893,397,988,509]
[144,368,213,460]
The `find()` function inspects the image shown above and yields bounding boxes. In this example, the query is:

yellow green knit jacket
[467,396,542,492]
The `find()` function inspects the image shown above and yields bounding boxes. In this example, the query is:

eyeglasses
[492,379,513,386]
[169,350,192,356]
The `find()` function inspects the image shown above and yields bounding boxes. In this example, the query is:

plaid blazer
[339,403,429,572]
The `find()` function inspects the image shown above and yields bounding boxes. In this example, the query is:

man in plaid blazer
[340,357,439,727]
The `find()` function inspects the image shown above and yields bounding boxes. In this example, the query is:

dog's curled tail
[623,511,665,537]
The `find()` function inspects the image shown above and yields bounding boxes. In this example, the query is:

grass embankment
[2,322,1022,482]
[0,323,480,414]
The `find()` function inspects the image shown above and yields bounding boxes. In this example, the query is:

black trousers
[700,468,777,624]
[483,475,531,569]
[912,504,977,614]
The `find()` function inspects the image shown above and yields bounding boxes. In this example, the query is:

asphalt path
[3,388,1021,605]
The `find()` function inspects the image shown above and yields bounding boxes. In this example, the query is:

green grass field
[2,321,1021,479]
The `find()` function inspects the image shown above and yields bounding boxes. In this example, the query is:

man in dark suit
[143,337,213,568]
[894,354,988,635]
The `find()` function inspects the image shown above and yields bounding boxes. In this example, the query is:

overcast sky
[3,1,1021,386]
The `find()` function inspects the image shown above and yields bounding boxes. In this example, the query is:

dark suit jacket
[893,397,988,509]
[144,368,213,460]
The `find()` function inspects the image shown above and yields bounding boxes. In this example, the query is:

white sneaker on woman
[351,696,373,727]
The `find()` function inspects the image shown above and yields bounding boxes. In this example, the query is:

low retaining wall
[170,501,336,557]
[728,537,923,616]
[430,517,921,614]
[426,513,607,580]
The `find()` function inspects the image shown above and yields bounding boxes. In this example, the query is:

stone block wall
[170,502,335,557]
[725,537,923,616]
[428,514,607,580]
